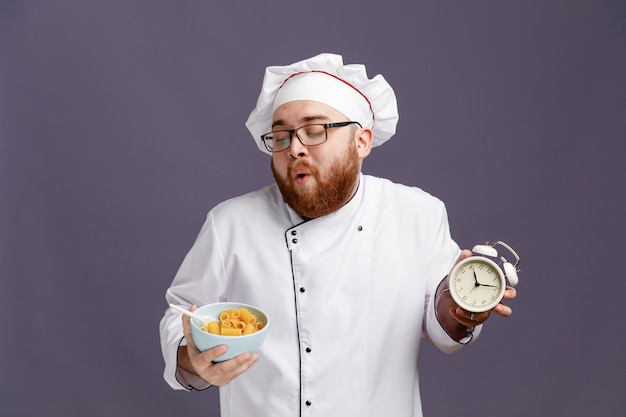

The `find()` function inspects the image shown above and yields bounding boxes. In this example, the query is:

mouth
[291,166,312,185]
[293,172,309,185]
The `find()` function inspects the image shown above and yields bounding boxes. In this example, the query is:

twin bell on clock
[448,241,521,313]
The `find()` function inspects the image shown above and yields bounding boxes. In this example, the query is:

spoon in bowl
[169,303,218,325]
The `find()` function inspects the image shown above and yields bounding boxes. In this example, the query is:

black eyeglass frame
[260,121,362,153]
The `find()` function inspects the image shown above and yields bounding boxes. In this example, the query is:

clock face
[449,257,506,313]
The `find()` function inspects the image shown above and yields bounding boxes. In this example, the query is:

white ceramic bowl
[190,302,269,362]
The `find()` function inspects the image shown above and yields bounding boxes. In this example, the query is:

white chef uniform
[160,173,480,417]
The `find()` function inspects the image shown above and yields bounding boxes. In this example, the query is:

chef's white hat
[245,53,399,154]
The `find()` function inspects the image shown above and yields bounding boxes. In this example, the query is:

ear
[355,127,373,159]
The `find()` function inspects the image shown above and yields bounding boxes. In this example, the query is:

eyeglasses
[260,121,362,153]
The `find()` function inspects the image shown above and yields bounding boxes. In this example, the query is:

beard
[271,141,360,219]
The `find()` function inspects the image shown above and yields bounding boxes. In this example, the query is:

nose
[288,132,308,159]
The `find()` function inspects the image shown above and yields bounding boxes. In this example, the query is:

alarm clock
[448,241,521,313]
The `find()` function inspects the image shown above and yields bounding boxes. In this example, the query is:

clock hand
[469,270,481,293]
[473,270,497,288]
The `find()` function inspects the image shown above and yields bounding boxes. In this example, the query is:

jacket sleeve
[420,200,483,353]
[159,211,228,390]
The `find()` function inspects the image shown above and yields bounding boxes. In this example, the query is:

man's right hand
[178,305,259,386]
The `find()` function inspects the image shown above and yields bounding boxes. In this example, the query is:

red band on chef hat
[273,70,375,126]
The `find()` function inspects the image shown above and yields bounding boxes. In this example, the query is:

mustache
[289,160,310,169]
[288,160,316,174]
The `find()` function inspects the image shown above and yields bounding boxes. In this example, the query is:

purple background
[1,1,625,416]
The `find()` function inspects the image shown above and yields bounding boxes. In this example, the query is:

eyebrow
[271,114,332,129]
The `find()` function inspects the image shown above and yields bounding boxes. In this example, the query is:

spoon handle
[169,303,206,323]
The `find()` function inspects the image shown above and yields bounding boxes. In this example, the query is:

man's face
[270,100,367,219]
